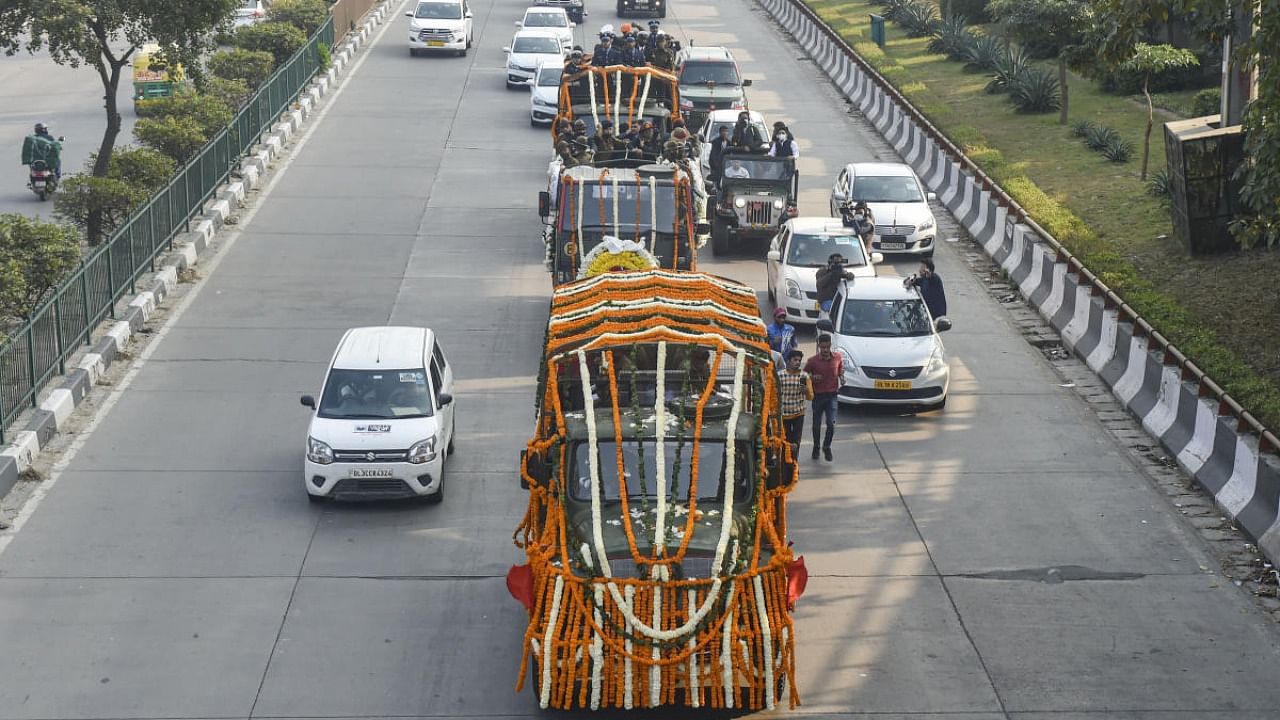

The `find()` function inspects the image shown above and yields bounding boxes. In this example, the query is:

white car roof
[679,46,734,62]
[841,276,918,301]
[784,216,856,235]
[523,6,568,17]
[704,109,764,125]
[847,162,916,177]
[514,28,565,39]
[333,326,432,371]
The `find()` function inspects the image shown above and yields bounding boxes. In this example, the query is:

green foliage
[53,176,145,243]
[926,14,973,59]
[1084,123,1119,150]
[133,115,207,164]
[0,215,81,320]
[895,0,939,37]
[985,44,1030,94]
[1008,68,1060,113]
[1230,0,1280,248]
[133,88,233,136]
[987,0,1091,59]
[1101,135,1133,162]
[948,0,991,23]
[233,21,307,65]
[962,34,1003,72]
[1121,42,1199,78]
[1069,119,1095,138]
[104,146,176,193]
[1147,169,1171,203]
[1191,87,1220,117]
[205,77,252,108]
[267,0,330,34]
[317,41,331,71]
[207,48,275,89]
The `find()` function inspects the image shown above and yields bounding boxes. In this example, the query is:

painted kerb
[0,16,336,442]
[757,0,1280,561]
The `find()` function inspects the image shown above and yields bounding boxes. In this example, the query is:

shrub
[0,215,81,321]
[963,34,1004,72]
[1192,87,1221,117]
[53,176,142,244]
[949,0,992,23]
[133,115,207,164]
[1096,59,1215,95]
[205,77,252,109]
[896,0,939,37]
[134,89,233,136]
[1069,119,1095,138]
[233,21,307,65]
[1008,68,1060,113]
[267,0,330,34]
[1147,168,1172,204]
[927,14,973,59]
[317,41,331,71]
[207,48,275,89]
[985,45,1030,94]
[104,146,175,193]
[1101,135,1134,162]
[1084,123,1119,151]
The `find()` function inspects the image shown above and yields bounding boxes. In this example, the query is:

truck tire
[658,5,666,17]
[616,0,625,16]
[711,219,730,256]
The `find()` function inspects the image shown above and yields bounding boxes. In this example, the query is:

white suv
[516,6,574,50]
[301,327,457,502]
[407,0,473,57]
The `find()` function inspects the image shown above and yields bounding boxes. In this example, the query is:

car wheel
[711,219,729,256]
[448,420,455,455]
[37,190,47,201]
[422,471,444,504]
[409,48,418,57]
[307,491,326,504]
[531,116,539,127]
[921,249,934,259]
[658,6,666,17]
[467,33,473,49]
[458,46,467,57]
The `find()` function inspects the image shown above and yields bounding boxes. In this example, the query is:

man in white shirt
[723,158,750,179]
[767,122,800,159]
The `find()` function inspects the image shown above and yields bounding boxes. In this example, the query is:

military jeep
[709,154,798,256]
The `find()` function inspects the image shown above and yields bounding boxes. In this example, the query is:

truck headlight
[307,437,334,465]
[733,197,745,208]
[409,437,438,464]
[772,199,784,210]
[784,279,802,300]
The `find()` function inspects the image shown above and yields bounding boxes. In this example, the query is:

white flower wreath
[576,235,660,279]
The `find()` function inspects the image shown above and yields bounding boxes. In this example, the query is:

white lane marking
[0,1,408,557]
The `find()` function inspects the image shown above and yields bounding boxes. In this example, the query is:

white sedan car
[766,218,880,325]
[696,108,769,178]
[817,276,951,411]
[529,61,562,125]
[829,162,938,257]
[517,6,574,50]
[504,30,565,88]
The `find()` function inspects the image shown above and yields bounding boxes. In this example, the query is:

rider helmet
[34,123,48,134]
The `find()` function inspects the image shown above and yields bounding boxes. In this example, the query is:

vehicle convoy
[533,0,586,25]
[516,6,575,50]
[504,29,566,89]
[616,0,666,19]
[555,65,682,139]
[709,153,798,256]
[508,269,806,710]
[829,162,938,257]
[299,326,456,503]
[675,46,751,131]
[767,218,881,324]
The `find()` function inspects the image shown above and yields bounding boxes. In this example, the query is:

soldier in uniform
[648,33,675,71]
[646,20,662,52]
[620,35,646,67]
[592,33,615,66]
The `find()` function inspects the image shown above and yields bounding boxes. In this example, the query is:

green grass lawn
[806,0,1280,431]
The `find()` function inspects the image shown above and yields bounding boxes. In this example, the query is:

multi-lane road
[1,0,1279,718]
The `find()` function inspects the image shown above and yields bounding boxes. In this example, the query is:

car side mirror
[703,180,716,193]
[695,222,711,235]
[870,252,884,264]
[816,319,834,332]
[742,78,753,87]
[569,22,576,27]
[832,189,846,201]
[935,317,952,333]
[766,249,781,261]
[437,392,454,406]
[502,46,511,53]
[514,20,522,26]
[538,191,551,219]
[926,191,937,201]
[405,10,413,16]
[300,395,315,409]
[465,11,473,18]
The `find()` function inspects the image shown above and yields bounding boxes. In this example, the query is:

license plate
[874,380,912,390]
[880,242,906,250]
[351,468,394,478]
[32,181,45,188]
[427,40,445,47]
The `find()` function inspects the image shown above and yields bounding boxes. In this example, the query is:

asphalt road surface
[0,43,137,218]
[2,0,1279,718]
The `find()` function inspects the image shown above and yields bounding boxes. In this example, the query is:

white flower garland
[712,348,747,576]
[612,174,620,239]
[590,583,605,709]
[753,574,775,710]
[588,71,600,139]
[576,177,586,263]
[623,584,636,709]
[578,349,613,579]
[649,588,662,706]
[614,69,624,127]
[557,268,759,301]
[653,341,668,552]
[648,175,658,252]
[549,296,764,329]
[539,575,565,709]
[688,587,700,707]
[720,584,735,709]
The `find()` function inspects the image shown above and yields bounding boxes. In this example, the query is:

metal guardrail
[787,0,1278,454]
[0,16,336,443]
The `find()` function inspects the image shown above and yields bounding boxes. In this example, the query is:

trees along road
[0,0,1279,717]
[0,42,137,218]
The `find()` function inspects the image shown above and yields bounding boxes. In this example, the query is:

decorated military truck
[507,269,807,710]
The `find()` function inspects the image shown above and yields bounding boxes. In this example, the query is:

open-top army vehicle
[709,153,798,256]
[553,65,682,147]
[508,269,807,710]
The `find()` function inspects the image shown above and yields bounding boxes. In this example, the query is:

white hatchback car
[696,108,770,178]
[766,217,881,325]
[516,6,574,50]
[301,326,456,503]
[505,29,565,88]
[817,276,951,410]
[529,61,562,125]
[829,162,938,257]
[407,0,474,57]
[232,0,269,28]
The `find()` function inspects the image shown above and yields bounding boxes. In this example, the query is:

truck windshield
[318,368,434,419]
[680,61,741,86]
[559,182,679,229]
[570,441,752,502]
[721,158,791,181]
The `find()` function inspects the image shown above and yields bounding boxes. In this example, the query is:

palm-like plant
[985,45,1031,94]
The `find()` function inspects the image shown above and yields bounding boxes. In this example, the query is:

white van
[301,327,456,502]
[407,0,474,57]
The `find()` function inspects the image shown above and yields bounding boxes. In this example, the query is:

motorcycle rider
[25,123,63,179]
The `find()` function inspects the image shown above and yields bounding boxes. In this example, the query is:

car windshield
[721,158,791,181]
[838,298,932,337]
[537,66,563,86]
[680,61,740,86]
[559,182,679,228]
[318,368,434,419]
[415,2,462,19]
[513,36,561,53]
[569,441,752,502]
[524,12,567,27]
[850,175,924,203]
[786,233,867,267]
[705,119,769,142]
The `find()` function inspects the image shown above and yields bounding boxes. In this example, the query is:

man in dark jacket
[707,124,732,185]
[815,253,856,315]
[592,34,615,66]
[904,258,946,318]
[648,33,675,71]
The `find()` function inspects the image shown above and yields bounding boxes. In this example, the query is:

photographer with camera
[815,252,856,318]
[839,200,875,256]
[903,258,947,319]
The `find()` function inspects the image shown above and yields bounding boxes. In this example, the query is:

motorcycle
[28,160,58,201]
